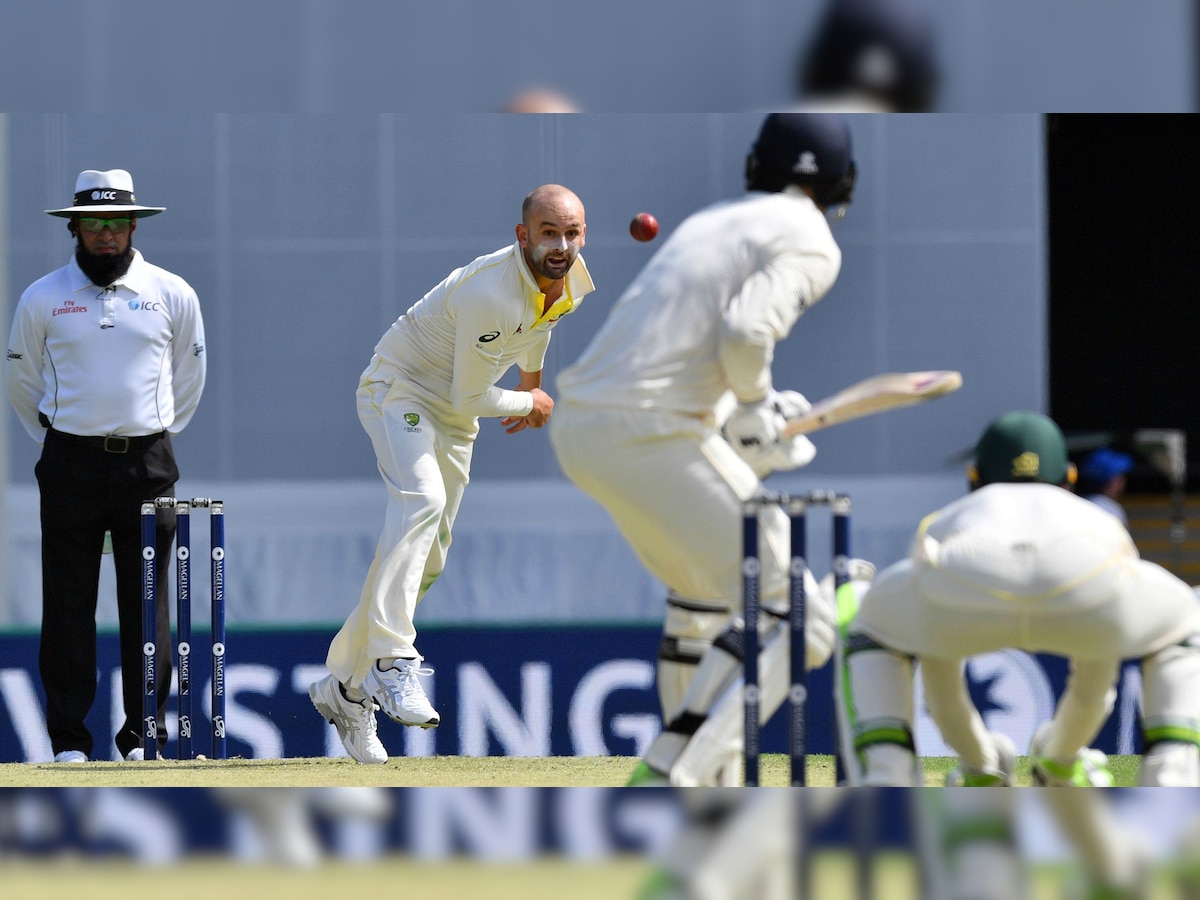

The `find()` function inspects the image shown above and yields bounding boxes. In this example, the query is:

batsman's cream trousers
[550,401,793,612]
[326,378,473,688]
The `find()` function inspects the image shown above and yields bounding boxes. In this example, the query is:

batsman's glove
[805,575,838,670]
[722,389,816,479]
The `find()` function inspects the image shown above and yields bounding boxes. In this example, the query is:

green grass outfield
[5,858,654,900]
[6,850,1186,900]
[0,753,1144,787]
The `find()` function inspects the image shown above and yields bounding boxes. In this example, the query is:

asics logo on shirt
[6,349,21,360]
[478,331,500,343]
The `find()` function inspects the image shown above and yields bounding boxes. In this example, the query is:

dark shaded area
[1047,114,1200,490]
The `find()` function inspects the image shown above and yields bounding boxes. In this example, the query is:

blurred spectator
[1079,447,1134,527]
[503,88,581,113]
[795,0,940,111]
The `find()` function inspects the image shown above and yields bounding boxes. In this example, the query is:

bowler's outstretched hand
[502,387,554,433]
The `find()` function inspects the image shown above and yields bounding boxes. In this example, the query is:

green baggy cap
[974,410,1069,485]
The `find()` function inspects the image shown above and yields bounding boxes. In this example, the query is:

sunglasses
[78,217,132,234]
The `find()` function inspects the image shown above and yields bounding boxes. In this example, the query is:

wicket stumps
[141,497,227,760]
[742,490,850,786]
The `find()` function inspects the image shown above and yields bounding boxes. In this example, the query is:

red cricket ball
[629,212,659,242]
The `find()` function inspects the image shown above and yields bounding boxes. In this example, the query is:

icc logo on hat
[45,169,166,218]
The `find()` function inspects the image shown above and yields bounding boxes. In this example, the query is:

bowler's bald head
[522,184,585,228]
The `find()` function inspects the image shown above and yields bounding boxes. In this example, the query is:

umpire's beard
[75,242,135,288]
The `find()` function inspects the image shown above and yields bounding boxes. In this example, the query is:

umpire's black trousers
[35,428,179,759]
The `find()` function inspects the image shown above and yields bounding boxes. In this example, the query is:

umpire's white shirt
[6,250,207,441]
[363,241,595,429]
[556,189,840,414]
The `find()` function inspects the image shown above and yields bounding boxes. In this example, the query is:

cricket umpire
[5,169,207,762]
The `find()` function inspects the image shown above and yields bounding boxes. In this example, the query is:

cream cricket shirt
[5,250,207,442]
[858,482,1200,660]
[556,190,840,417]
[363,241,595,427]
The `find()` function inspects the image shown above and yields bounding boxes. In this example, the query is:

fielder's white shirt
[5,250,207,442]
[363,241,595,426]
[556,189,841,417]
[857,481,1200,661]
[910,482,1139,606]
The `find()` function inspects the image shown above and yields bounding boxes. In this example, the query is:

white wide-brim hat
[45,168,165,218]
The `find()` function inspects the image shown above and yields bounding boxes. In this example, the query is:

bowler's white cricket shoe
[53,750,88,763]
[309,673,389,764]
[364,659,440,728]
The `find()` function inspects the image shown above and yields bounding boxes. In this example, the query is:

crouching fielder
[838,410,1200,787]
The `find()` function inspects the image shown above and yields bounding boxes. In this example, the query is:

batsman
[550,113,869,786]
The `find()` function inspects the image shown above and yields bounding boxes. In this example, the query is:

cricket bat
[781,370,963,437]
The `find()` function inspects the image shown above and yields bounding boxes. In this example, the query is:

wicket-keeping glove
[722,389,817,479]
